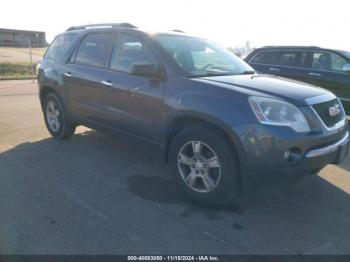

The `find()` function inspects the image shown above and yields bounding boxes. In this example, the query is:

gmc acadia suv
[38,23,349,206]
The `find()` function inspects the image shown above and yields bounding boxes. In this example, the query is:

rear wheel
[169,125,240,207]
[43,93,76,139]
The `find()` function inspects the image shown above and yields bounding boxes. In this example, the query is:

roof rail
[66,23,137,31]
[171,29,185,33]
[262,45,320,49]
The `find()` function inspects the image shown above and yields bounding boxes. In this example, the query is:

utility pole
[27,38,35,83]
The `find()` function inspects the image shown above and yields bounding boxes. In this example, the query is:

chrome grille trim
[306,131,349,158]
[305,93,336,105]
[309,98,347,131]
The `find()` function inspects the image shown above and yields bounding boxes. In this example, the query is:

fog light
[283,151,291,160]
[283,147,302,163]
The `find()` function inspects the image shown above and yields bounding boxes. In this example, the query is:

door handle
[130,86,143,98]
[309,72,322,76]
[64,72,72,77]
[101,80,113,87]
[269,67,280,71]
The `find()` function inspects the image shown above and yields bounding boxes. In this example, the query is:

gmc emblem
[329,104,341,117]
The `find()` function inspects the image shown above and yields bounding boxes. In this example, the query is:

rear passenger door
[64,32,116,124]
[275,51,311,83]
[249,50,312,83]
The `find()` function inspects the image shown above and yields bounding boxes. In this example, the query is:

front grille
[312,99,345,128]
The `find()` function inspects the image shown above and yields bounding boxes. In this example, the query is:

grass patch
[342,100,350,116]
[0,62,35,80]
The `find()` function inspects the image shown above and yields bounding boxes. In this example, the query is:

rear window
[75,33,113,68]
[252,50,311,68]
[251,51,279,65]
[278,52,297,67]
[45,34,76,60]
[277,51,309,68]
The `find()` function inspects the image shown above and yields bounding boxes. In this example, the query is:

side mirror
[128,62,164,78]
[342,64,350,73]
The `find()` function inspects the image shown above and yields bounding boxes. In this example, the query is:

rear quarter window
[44,34,76,60]
[251,51,279,65]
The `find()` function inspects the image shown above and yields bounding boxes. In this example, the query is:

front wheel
[43,93,76,139]
[169,126,240,207]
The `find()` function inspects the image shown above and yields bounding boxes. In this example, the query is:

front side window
[75,33,113,68]
[312,52,347,72]
[156,34,253,77]
[45,34,76,60]
[331,53,348,71]
[110,34,157,72]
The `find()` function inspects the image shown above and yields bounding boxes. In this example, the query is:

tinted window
[277,51,309,68]
[278,52,297,67]
[251,51,279,65]
[45,34,76,60]
[75,33,113,68]
[312,52,348,72]
[110,34,157,72]
[298,52,309,68]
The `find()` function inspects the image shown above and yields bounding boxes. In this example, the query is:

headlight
[249,96,311,133]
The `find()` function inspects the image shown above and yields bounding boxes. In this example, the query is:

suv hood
[198,74,328,106]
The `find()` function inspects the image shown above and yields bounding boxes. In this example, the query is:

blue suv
[37,24,349,206]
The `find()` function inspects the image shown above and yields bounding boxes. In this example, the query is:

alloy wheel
[46,100,61,132]
[177,141,221,193]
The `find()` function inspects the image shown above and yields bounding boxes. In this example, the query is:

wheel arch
[39,85,66,111]
[163,112,246,165]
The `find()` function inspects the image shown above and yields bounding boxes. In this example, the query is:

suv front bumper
[234,123,349,178]
[305,131,349,163]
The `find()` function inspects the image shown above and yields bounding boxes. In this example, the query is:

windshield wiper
[190,72,235,78]
[238,70,256,75]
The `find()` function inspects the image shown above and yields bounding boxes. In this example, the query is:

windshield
[155,34,254,77]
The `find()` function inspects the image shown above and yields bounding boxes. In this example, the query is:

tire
[43,93,76,139]
[169,125,240,207]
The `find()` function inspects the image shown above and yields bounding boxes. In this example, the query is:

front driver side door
[307,51,350,100]
[106,33,165,143]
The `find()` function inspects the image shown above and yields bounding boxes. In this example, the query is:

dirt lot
[0,47,45,63]
[0,80,350,255]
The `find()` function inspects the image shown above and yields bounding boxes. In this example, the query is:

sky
[1,0,349,50]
